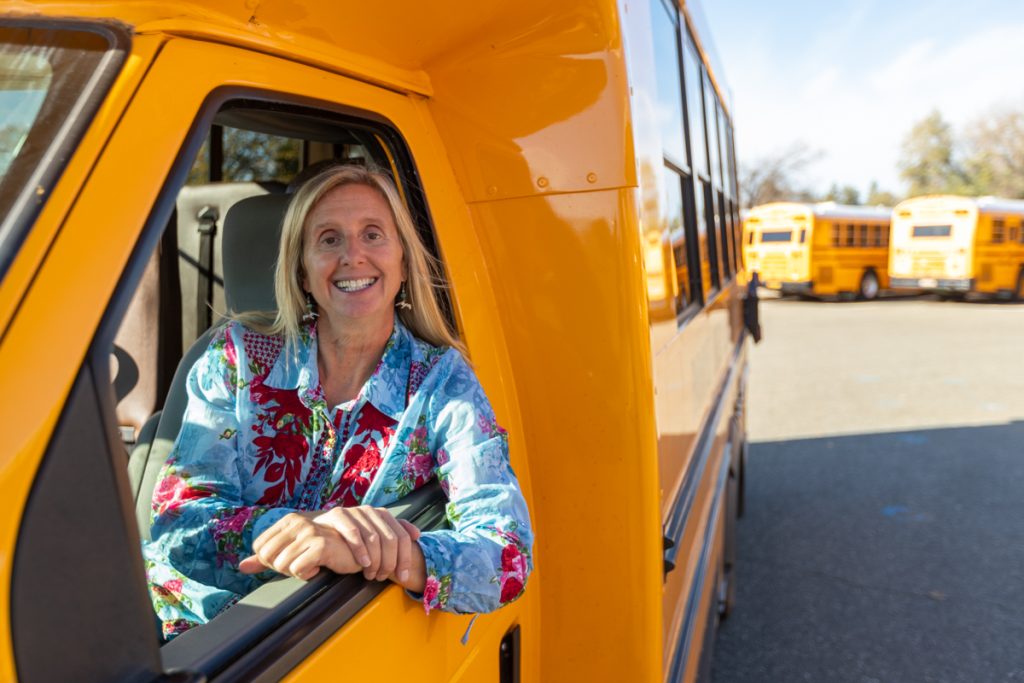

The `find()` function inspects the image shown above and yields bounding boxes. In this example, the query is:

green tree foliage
[962,106,1024,198]
[897,109,969,196]
[187,127,301,185]
[823,182,861,205]
[865,181,899,207]
[739,142,821,208]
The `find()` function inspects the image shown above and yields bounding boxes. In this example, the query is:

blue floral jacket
[143,317,532,640]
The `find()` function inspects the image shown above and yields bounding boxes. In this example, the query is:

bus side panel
[467,189,665,682]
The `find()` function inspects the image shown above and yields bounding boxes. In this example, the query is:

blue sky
[700,0,1024,197]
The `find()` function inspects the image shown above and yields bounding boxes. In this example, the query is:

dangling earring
[302,292,319,321]
[396,282,412,310]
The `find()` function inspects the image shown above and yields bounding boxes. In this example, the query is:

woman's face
[301,183,405,335]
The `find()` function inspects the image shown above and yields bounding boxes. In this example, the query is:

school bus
[742,202,892,299]
[0,1,756,681]
[889,195,1024,299]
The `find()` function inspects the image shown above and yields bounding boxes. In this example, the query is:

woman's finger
[319,508,373,569]
[289,539,327,581]
[364,507,402,581]
[238,554,267,574]
[346,507,384,580]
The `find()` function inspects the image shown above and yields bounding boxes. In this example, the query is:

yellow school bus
[0,1,755,681]
[889,195,1024,299]
[743,202,892,299]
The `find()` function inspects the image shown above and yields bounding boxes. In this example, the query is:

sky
[699,0,1024,197]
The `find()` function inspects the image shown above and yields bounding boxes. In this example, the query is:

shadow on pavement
[712,421,1024,683]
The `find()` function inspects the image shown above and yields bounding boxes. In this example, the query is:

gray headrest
[222,193,292,314]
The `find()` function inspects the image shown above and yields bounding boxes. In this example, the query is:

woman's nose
[338,237,366,264]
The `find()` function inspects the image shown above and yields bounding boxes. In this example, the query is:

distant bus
[743,202,891,299]
[889,196,1024,299]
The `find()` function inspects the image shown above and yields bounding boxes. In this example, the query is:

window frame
[0,18,129,285]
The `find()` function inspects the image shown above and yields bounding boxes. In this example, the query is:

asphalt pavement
[711,295,1024,683]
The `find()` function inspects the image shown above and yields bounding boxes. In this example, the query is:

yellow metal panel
[468,188,664,681]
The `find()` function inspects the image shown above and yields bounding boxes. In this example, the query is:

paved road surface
[711,297,1024,683]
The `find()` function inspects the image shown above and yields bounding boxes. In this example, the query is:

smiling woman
[143,164,532,639]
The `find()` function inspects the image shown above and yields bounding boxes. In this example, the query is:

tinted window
[682,35,707,177]
[761,230,792,243]
[650,0,686,169]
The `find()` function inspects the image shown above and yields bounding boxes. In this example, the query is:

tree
[865,181,899,207]
[897,110,969,196]
[962,105,1024,198]
[823,182,861,205]
[739,142,821,208]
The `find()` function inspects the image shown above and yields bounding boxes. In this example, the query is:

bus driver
[143,165,533,640]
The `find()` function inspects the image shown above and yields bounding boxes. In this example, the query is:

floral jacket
[143,317,532,640]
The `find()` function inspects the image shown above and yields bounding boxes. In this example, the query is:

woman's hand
[239,507,425,589]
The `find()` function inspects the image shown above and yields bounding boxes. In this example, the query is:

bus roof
[747,202,891,222]
[895,195,1024,215]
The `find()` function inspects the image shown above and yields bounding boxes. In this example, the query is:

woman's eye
[366,229,384,241]
[321,234,338,246]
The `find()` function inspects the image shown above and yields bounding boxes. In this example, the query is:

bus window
[650,0,686,170]
[912,225,952,238]
[832,223,841,246]
[0,25,124,278]
[663,169,692,311]
[799,229,807,243]
[992,218,1005,243]
[760,230,792,243]
[845,224,855,246]
[682,33,706,178]
[859,224,868,246]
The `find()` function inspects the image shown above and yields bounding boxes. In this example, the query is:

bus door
[6,32,535,683]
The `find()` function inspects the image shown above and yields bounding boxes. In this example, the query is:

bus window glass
[760,230,793,243]
[682,35,707,177]
[799,229,806,243]
[704,79,720,190]
[187,128,303,184]
[831,223,840,246]
[718,102,731,196]
[912,225,952,238]
[858,224,868,246]
[0,27,112,263]
[650,0,686,169]
[746,230,754,245]
[663,168,691,310]
[992,218,1005,243]
[845,224,855,246]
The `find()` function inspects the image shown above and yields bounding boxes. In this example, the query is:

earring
[302,292,319,321]
[396,282,412,310]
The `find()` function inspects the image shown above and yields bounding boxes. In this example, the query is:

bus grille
[911,253,947,276]
[759,254,788,277]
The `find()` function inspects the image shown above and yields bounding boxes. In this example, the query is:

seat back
[131,193,291,539]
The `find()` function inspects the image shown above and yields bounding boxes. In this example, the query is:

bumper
[774,281,813,294]
[890,277,974,291]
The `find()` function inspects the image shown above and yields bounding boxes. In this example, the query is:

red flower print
[153,475,213,516]
[422,575,440,613]
[499,575,524,604]
[405,453,434,484]
[501,544,524,573]
[164,579,183,595]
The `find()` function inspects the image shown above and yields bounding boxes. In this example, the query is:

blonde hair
[236,164,463,355]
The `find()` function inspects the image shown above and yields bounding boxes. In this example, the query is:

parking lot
[712,296,1024,682]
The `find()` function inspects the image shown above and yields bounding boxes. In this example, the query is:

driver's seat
[127,193,291,540]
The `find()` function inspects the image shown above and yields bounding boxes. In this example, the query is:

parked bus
[0,1,756,681]
[889,195,1024,299]
[742,202,892,300]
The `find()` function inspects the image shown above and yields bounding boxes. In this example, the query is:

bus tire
[1015,269,1024,302]
[857,270,880,301]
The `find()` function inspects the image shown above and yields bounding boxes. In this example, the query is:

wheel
[858,270,880,300]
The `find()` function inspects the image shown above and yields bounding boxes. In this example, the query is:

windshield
[760,230,793,243]
[0,24,123,280]
[912,225,952,238]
